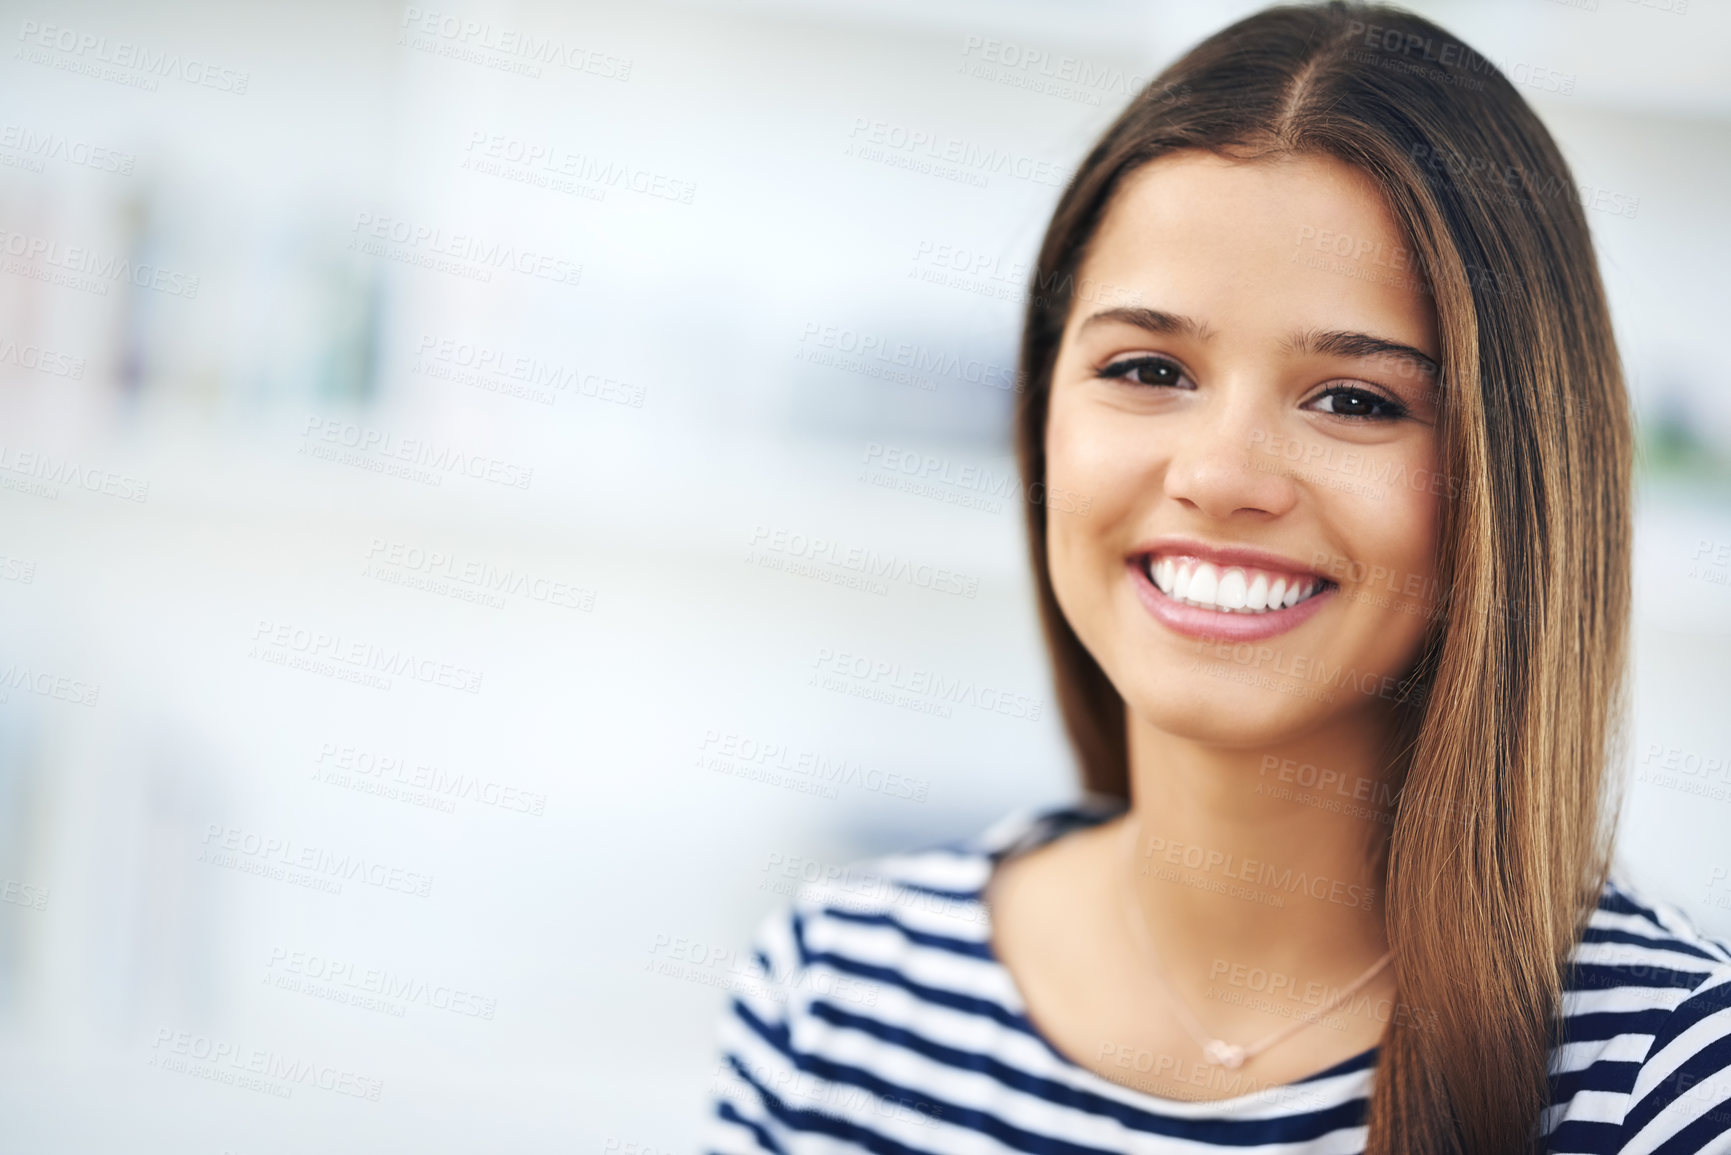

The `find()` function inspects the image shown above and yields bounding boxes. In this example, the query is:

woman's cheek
[1043,394,1123,627]
[1048,389,1147,509]
[1330,448,1444,676]
[1046,399,1124,554]
[1381,441,1443,599]
[1041,404,1086,601]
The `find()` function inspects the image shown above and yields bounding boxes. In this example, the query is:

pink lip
[1127,537,1327,578]
[1125,538,1334,642]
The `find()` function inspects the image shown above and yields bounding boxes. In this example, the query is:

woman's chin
[1116,664,1360,748]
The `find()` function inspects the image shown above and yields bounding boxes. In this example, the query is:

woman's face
[1045,150,1444,747]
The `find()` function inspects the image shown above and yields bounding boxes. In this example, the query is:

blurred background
[0,0,1728,1150]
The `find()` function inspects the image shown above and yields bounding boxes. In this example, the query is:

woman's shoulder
[1568,874,1731,1056]
[740,798,1119,978]
[1549,875,1731,1151]
[1573,874,1731,990]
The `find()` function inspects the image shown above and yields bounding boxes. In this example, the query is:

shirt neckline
[965,799,1380,1114]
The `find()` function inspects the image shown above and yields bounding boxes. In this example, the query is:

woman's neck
[1121,708,1397,991]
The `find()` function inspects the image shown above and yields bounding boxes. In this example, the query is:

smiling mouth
[1141,554,1334,615]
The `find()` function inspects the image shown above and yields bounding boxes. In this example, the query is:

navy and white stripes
[706,804,1731,1153]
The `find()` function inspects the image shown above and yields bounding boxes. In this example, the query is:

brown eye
[1307,385,1407,420]
[1098,356,1191,389]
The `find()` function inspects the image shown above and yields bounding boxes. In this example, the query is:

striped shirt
[705,801,1731,1154]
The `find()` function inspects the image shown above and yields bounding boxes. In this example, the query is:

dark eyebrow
[1078,307,1215,341]
[1079,310,1438,380]
[1287,328,1439,379]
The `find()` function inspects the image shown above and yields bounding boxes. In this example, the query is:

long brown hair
[1013,3,1631,1150]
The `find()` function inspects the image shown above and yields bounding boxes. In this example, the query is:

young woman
[707,4,1731,1151]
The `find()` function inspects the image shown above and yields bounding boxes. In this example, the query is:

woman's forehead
[1075,151,1438,360]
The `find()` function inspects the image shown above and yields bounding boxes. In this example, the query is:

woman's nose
[1160,399,1300,521]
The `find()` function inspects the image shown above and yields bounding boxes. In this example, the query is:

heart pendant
[1202,1039,1246,1068]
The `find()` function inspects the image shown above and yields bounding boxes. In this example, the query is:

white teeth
[1217,568,1247,610]
[1146,554,1324,614]
[1246,573,1269,612]
[1188,563,1220,605]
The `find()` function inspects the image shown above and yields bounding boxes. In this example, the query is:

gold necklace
[1118,813,1393,1069]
